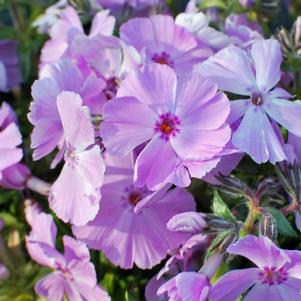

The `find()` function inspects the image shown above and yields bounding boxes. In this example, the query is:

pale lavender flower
[100,63,231,190]
[120,14,212,76]
[211,235,301,301]
[40,6,116,68]
[24,199,42,227]
[175,12,231,51]
[40,6,125,108]
[32,0,68,34]
[91,0,161,9]
[158,272,211,301]
[239,0,255,8]
[26,213,110,301]
[196,39,301,164]
[0,163,30,190]
[28,59,104,164]
[0,40,21,92]
[225,14,263,48]
[0,264,9,281]
[0,102,23,180]
[73,153,195,269]
[145,212,209,300]
[49,91,105,226]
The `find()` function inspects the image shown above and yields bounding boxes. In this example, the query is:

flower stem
[26,176,51,196]
[242,201,258,235]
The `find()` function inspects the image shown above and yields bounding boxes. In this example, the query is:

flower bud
[259,213,277,241]
[167,212,207,234]
[206,214,234,231]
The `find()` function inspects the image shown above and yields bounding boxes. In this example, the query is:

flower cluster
[1,0,301,300]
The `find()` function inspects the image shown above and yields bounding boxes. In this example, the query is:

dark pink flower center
[258,267,288,285]
[56,263,74,280]
[155,113,180,141]
[152,52,174,67]
[128,192,141,206]
[103,77,120,100]
[123,185,148,206]
[251,94,263,106]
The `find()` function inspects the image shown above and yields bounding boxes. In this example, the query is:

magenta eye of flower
[251,94,263,106]
[128,192,142,206]
[155,113,180,141]
[103,77,120,100]
[123,185,148,207]
[152,52,174,67]
[258,267,288,285]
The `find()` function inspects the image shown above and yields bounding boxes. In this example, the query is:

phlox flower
[224,14,263,48]
[32,0,68,34]
[0,102,23,180]
[49,91,105,226]
[0,163,30,190]
[175,12,231,51]
[41,6,126,107]
[0,40,22,92]
[158,272,211,301]
[100,63,231,190]
[211,235,301,301]
[0,263,9,281]
[28,59,104,164]
[91,0,161,10]
[73,153,195,269]
[40,6,116,68]
[145,211,209,301]
[120,14,212,75]
[196,39,301,164]
[26,213,110,301]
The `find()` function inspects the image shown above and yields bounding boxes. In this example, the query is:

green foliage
[267,207,298,238]
[212,191,236,223]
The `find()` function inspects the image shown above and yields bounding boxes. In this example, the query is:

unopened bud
[259,213,277,241]
[218,232,238,253]
[206,215,234,231]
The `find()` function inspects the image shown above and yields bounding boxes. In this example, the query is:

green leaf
[199,0,227,9]
[0,27,17,39]
[267,207,298,238]
[206,230,231,259]
[212,191,236,223]
[125,292,138,301]
[0,212,19,228]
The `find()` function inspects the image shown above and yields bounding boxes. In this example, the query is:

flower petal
[100,96,157,156]
[232,107,286,164]
[171,125,231,161]
[264,98,301,137]
[195,45,256,95]
[210,268,258,301]
[227,235,290,269]
[49,146,104,226]
[134,137,179,191]
[250,39,282,93]
[117,64,177,115]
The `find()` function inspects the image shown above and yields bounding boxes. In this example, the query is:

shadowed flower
[0,40,22,92]
[73,153,195,269]
[0,102,23,181]
[158,272,211,301]
[26,213,110,301]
